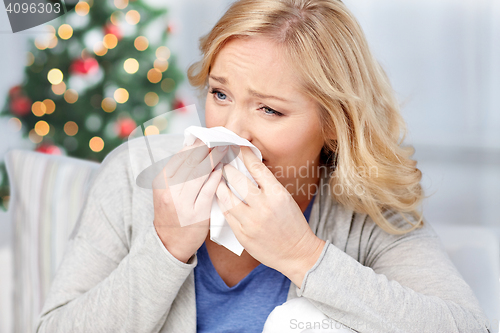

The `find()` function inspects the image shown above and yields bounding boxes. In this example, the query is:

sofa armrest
[5,149,100,333]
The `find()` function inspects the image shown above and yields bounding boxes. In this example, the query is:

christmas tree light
[0,0,186,210]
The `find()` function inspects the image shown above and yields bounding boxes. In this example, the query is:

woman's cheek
[205,104,219,127]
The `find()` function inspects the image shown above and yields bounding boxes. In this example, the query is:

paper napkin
[183,126,263,256]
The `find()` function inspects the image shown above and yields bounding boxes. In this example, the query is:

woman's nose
[222,108,252,142]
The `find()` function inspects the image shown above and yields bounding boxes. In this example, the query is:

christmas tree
[0,0,187,211]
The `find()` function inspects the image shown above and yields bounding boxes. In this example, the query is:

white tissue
[183,126,263,256]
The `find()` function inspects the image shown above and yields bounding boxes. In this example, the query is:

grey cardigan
[36,134,490,333]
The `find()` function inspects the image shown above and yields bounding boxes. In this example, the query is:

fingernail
[217,145,228,152]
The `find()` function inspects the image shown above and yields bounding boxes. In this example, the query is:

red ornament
[116,118,137,139]
[70,58,99,75]
[35,144,62,155]
[9,85,22,97]
[173,99,187,112]
[104,23,122,40]
[10,95,32,117]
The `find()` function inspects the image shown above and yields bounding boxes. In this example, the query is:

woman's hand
[215,146,326,287]
[152,138,228,263]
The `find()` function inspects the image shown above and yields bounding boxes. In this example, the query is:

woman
[36,0,490,332]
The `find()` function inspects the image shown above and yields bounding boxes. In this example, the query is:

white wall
[343,0,500,227]
[344,0,500,150]
[0,9,31,168]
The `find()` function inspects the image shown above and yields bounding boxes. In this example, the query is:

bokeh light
[144,92,159,106]
[35,37,49,50]
[58,24,73,40]
[35,121,50,136]
[154,59,169,72]
[114,0,128,9]
[7,117,22,132]
[64,121,79,136]
[32,101,46,117]
[103,34,118,49]
[110,11,123,25]
[48,36,58,49]
[114,88,129,103]
[29,129,42,143]
[75,1,90,16]
[144,125,159,136]
[156,46,171,61]
[47,68,63,85]
[125,10,140,25]
[101,97,117,112]
[124,58,139,74]
[89,136,105,152]
[147,68,162,83]
[52,81,66,95]
[153,117,168,132]
[64,89,79,104]
[134,36,148,51]
[46,25,56,35]
[161,78,175,93]
[43,99,56,114]
[94,42,108,56]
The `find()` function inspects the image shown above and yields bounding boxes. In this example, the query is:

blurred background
[0,0,499,331]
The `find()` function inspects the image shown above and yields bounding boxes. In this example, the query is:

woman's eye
[210,89,227,101]
[216,92,227,100]
[209,88,283,117]
[260,106,283,117]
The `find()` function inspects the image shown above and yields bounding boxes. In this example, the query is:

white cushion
[5,150,99,333]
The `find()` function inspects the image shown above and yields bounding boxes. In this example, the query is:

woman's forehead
[215,37,285,69]
[210,37,305,101]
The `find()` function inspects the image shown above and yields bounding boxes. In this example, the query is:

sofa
[0,149,499,333]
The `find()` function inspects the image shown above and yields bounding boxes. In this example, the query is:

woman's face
[205,36,326,199]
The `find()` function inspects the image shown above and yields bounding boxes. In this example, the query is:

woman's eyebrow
[209,75,291,103]
[210,75,228,85]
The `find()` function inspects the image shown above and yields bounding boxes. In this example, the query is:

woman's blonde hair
[187,0,425,235]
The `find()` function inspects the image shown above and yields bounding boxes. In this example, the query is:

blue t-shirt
[195,194,316,332]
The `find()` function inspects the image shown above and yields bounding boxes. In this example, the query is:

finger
[215,174,249,222]
[163,138,206,179]
[239,146,277,192]
[175,144,229,196]
[159,139,209,217]
[172,146,229,222]
[222,163,260,206]
[168,141,212,188]
[193,162,223,217]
